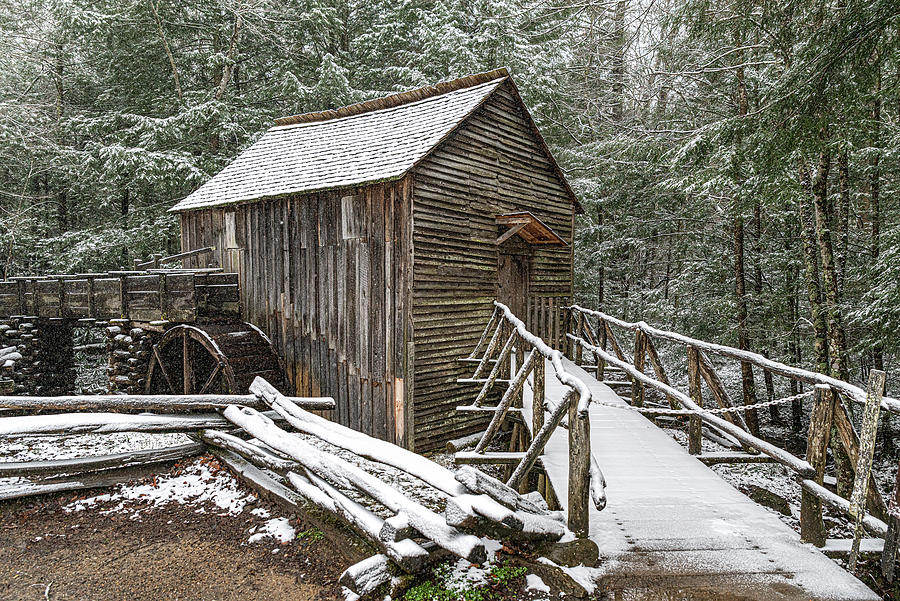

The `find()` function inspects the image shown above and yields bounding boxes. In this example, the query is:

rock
[745,484,791,516]
[539,537,600,568]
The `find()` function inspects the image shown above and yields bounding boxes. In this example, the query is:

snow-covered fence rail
[0,345,21,394]
[0,389,336,502]
[456,301,606,539]
[564,305,898,573]
[188,376,569,598]
[0,392,335,413]
[566,305,900,415]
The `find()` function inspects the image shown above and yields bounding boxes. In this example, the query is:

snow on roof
[170,71,509,212]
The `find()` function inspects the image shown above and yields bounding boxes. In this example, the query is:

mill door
[498,251,530,319]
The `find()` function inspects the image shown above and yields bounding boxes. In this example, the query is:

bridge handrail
[461,301,604,537]
[564,304,896,554]
[568,304,900,414]
[495,302,592,416]
[135,246,216,270]
[567,333,816,478]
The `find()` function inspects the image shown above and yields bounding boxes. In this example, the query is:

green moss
[488,563,527,585]
[401,560,526,601]
[296,527,324,544]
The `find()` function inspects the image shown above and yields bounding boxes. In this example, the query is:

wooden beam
[801,385,833,547]
[687,346,703,455]
[495,222,528,245]
[849,370,886,570]
[0,442,204,478]
[0,393,335,412]
[832,391,889,521]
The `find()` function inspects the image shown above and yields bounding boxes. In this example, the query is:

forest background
[1,0,898,395]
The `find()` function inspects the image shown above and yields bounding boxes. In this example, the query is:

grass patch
[402,560,528,601]
[296,527,324,544]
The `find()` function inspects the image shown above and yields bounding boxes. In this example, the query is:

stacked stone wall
[0,317,74,394]
[106,320,157,394]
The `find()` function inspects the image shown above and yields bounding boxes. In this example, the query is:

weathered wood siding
[409,81,576,452]
[180,178,415,447]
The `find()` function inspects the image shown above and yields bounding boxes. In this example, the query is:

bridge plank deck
[522,357,879,600]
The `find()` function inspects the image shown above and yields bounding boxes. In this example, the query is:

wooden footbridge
[454,302,900,600]
[0,296,898,600]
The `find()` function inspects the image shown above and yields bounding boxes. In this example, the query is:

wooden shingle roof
[171,68,581,213]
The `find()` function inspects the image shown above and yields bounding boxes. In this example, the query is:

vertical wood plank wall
[409,80,576,451]
[178,80,577,453]
[179,178,414,447]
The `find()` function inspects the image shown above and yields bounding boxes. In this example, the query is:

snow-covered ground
[0,432,301,550]
[0,431,191,462]
[63,459,252,517]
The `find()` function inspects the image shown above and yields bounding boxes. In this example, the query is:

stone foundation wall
[106,320,157,394]
[0,317,74,395]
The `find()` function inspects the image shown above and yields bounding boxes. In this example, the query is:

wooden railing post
[530,357,546,497]
[574,313,584,366]
[568,397,591,538]
[849,369,886,571]
[687,346,703,455]
[882,459,900,582]
[800,385,833,546]
[532,357,545,434]
[832,389,890,520]
[563,308,573,359]
[597,318,607,380]
[632,329,646,407]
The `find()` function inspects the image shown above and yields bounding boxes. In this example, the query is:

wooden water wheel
[145,323,285,395]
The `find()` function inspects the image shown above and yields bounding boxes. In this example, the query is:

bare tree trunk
[752,202,781,425]
[209,10,243,153]
[597,206,604,308]
[733,57,759,435]
[734,215,759,435]
[611,0,626,124]
[811,145,855,496]
[870,57,890,453]
[149,0,184,104]
[54,42,68,233]
[836,147,850,297]
[784,219,803,441]
[797,161,829,374]
[811,147,848,382]
[871,69,883,373]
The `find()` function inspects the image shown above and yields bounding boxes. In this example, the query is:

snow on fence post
[532,358,545,436]
[568,396,591,538]
[687,346,703,456]
[832,391,890,520]
[800,384,834,547]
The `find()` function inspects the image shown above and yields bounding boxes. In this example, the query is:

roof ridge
[272,68,509,127]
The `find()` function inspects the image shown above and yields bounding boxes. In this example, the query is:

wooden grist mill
[171,68,581,451]
[0,69,895,600]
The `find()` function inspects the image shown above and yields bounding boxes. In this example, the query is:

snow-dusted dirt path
[523,358,880,601]
[0,456,345,601]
